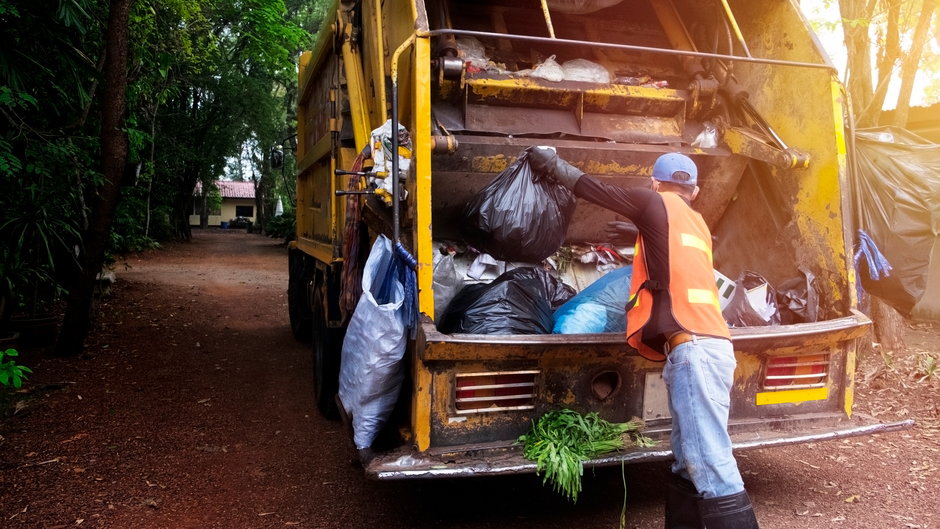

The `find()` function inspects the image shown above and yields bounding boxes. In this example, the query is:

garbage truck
[287,0,913,479]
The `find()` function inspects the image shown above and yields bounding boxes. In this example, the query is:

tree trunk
[872,296,906,353]
[56,0,133,356]
[892,1,936,127]
[840,0,878,126]
[199,191,208,229]
[858,0,899,126]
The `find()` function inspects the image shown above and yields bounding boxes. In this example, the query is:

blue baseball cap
[652,153,697,185]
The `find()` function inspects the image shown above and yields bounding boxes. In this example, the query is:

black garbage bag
[852,127,940,316]
[462,149,577,263]
[722,271,781,327]
[776,267,819,325]
[437,267,576,334]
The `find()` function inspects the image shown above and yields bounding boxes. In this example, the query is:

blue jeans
[662,336,745,498]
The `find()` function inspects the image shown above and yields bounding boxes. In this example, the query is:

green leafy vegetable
[517,409,655,502]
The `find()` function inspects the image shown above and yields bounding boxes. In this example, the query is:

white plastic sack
[562,59,610,83]
[456,36,488,69]
[369,120,413,202]
[432,249,460,321]
[692,121,718,148]
[531,55,565,82]
[338,235,407,449]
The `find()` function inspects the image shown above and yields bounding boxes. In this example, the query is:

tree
[839,0,938,126]
[2,0,311,355]
[57,0,134,355]
[835,0,937,352]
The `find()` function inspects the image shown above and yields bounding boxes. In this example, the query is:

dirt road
[1,230,937,528]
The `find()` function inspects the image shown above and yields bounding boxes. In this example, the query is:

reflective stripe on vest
[626,192,731,361]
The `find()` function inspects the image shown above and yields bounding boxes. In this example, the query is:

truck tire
[288,249,313,342]
[312,278,341,420]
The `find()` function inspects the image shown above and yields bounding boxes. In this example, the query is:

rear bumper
[364,415,913,480]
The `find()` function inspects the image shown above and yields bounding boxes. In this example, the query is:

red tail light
[763,354,830,390]
[454,371,538,414]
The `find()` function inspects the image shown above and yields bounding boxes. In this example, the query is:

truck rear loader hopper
[290,0,914,480]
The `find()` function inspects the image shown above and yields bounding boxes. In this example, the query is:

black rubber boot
[665,475,704,529]
[699,490,760,529]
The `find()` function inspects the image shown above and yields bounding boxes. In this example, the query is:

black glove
[525,146,584,190]
[604,220,638,245]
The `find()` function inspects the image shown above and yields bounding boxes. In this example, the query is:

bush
[0,348,31,389]
[265,211,295,242]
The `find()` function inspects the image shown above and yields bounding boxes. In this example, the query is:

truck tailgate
[365,415,913,480]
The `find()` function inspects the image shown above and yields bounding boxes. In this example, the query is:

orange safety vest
[626,192,731,361]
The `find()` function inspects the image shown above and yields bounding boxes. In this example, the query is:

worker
[527,147,759,529]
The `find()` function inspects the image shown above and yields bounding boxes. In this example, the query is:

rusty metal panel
[461,76,688,143]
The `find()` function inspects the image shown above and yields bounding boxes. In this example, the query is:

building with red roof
[189,180,257,228]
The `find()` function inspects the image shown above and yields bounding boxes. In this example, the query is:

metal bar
[421,28,835,71]
[539,0,556,39]
[457,383,536,391]
[717,0,751,57]
[767,361,830,368]
[367,419,915,479]
[390,34,416,246]
[456,394,535,403]
[765,373,828,380]
[391,80,401,243]
[457,370,541,377]
[763,383,827,390]
[455,405,536,415]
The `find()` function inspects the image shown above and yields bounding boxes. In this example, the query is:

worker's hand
[525,146,584,190]
[527,146,558,175]
[604,220,638,245]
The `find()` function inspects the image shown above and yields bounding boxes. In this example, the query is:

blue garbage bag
[553,266,632,334]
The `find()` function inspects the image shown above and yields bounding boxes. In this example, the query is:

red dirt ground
[0,229,937,529]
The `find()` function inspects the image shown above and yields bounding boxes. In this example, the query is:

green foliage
[1,0,314,332]
[0,348,31,389]
[265,209,295,241]
[109,189,160,254]
[517,409,654,502]
[916,353,938,382]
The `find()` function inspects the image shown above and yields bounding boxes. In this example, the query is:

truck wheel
[312,279,341,419]
[288,249,313,342]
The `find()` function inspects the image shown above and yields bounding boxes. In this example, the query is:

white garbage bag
[338,235,407,449]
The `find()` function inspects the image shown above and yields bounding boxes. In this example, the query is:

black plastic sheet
[462,150,577,263]
[722,271,781,327]
[776,267,819,325]
[853,127,940,315]
[437,267,575,335]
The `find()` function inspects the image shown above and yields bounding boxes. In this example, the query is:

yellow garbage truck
[288,0,912,479]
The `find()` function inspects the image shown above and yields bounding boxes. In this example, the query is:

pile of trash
[455,36,669,88]
[434,149,820,335]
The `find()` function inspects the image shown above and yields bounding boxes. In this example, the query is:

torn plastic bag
[338,235,407,449]
[722,271,781,327]
[432,249,460,322]
[776,267,819,325]
[438,267,575,335]
[531,55,565,82]
[562,59,610,83]
[462,149,577,263]
[553,266,632,334]
[852,127,940,317]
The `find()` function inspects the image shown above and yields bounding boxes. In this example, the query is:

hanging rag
[339,152,367,321]
[853,228,893,302]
